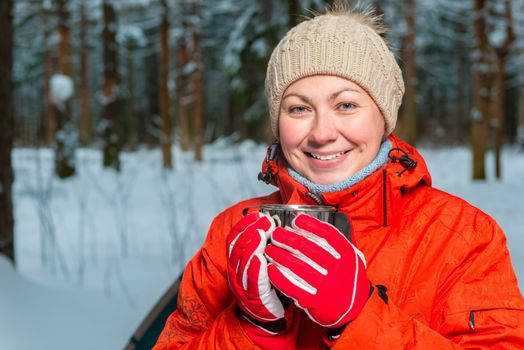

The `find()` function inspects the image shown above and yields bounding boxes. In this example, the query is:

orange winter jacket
[154,135,524,349]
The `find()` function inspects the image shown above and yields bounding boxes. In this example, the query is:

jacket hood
[258,134,432,230]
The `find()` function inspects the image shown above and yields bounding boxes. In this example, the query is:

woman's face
[279,75,385,186]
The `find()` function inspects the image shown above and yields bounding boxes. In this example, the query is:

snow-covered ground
[1,140,523,349]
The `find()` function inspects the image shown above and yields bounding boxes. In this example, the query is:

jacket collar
[259,134,432,230]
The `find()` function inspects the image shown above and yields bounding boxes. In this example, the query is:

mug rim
[260,204,336,213]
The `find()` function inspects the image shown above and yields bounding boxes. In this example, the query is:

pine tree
[54,0,76,178]
[78,0,92,145]
[490,0,515,178]
[191,1,204,161]
[0,0,15,263]
[101,0,121,171]
[471,0,493,180]
[159,0,173,168]
[399,0,419,144]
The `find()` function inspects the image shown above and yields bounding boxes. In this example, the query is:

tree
[54,0,76,178]
[490,0,515,178]
[191,2,204,161]
[288,0,300,28]
[0,0,15,263]
[224,1,284,142]
[175,0,205,161]
[398,0,419,144]
[159,0,173,168]
[471,0,493,180]
[456,18,470,140]
[42,2,56,146]
[101,0,121,171]
[519,84,524,147]
[175,25,191,151]
[78,0,92,145]
[118,23,146,150]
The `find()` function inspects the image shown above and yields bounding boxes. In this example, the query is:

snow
[117,25,147,48]
[0,255,137,350]
[489,22,507,48]
[1,140,523,349]
[50,74,74,107]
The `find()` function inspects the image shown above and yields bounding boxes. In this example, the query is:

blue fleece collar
[287,139,392,193]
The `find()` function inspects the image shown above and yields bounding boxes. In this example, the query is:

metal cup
[260,204,336,227]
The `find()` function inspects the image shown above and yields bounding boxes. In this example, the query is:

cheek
[351,112,385,145]
[279,118,304,152]
[363,123,385,145]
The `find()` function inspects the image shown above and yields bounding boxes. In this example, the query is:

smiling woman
[154,1,524,349]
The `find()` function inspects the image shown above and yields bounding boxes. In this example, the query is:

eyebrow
[329,88,362,101]
[282,88,362,105]
[281,93,313,105]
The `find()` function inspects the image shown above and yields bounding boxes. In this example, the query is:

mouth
[306,150,349,161]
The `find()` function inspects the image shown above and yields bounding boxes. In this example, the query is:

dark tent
[125,274,182,349]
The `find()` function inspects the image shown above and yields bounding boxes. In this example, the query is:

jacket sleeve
[153,211,259,350]
[334,214,524,349]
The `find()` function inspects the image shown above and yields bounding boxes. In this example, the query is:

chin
[310,173,348,186]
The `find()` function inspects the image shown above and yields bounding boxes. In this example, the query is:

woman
[154,3,524,349]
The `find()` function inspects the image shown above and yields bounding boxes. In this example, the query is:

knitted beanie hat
[265,5,405,139]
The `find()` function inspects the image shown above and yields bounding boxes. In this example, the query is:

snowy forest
[1,0,524,349]
[2,0,524,170]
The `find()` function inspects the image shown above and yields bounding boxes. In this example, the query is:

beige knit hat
[265,4,405,139]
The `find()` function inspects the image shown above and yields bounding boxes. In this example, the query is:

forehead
[282,75,368,99]
[285,75,364,92]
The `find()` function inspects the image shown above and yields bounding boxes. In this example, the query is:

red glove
[265,214,369,328]
[226,212,287,334]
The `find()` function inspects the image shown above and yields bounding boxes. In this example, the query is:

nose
[308,111,338,146]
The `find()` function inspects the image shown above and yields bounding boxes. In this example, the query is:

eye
[289,106,309,114]
[338,102,356,111]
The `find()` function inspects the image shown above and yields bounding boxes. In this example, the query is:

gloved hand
[265,213,369,328]
[226,212,287,334]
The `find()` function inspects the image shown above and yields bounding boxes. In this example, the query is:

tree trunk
[471,0,491,180]
[493,58,505,179]
[492,0,514,179]
[0,0,15,263]
[159,0,173,168]
[457,20,469,141]
[55,0,76,178]
[126,48,138,150]
[102,1,121,171]
[43,5,56,146]
[191,3,204,161]
[262,0,277,143]
[79,0,91,145]
[518,0,524,147]
[399,0,419,144]
[288,0,300,28]
[176,35,191,151]
[193,68,204,162]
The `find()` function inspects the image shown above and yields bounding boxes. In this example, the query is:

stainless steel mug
[260,204,336,227]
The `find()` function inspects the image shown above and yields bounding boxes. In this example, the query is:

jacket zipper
[382,169,388,226]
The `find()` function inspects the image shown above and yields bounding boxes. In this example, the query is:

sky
[1,140,523,349]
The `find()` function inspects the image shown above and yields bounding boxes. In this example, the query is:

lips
[307,150,348,161]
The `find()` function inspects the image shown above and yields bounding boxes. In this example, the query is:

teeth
[309,151,345,160]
